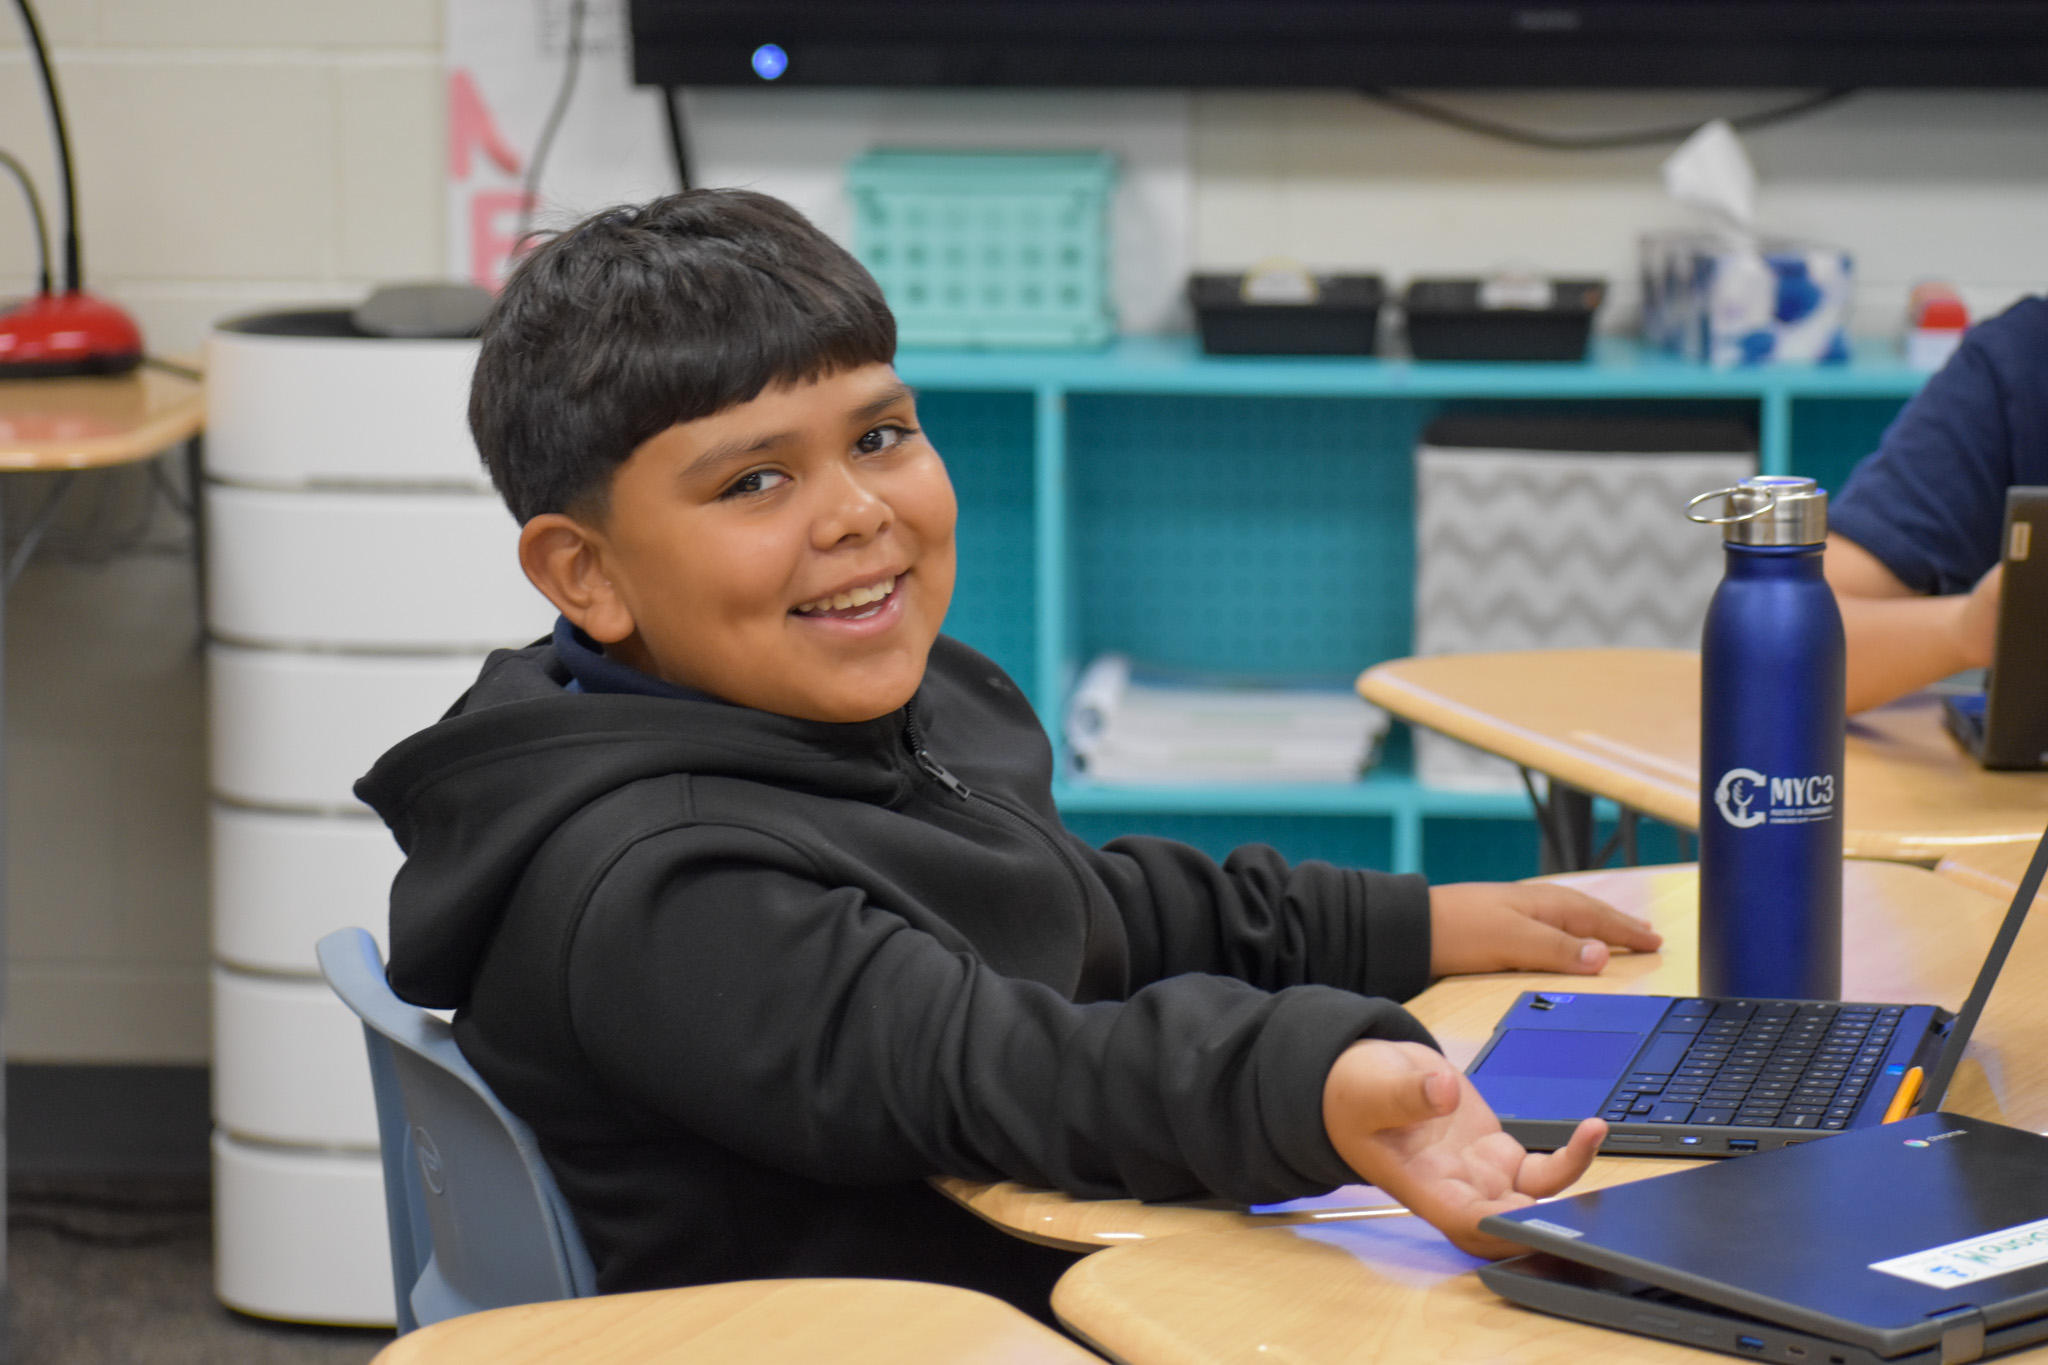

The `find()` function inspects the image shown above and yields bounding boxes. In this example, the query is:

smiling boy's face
[518,363,958,723]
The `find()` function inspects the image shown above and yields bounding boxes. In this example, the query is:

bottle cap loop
[1686,475,1829,546]
[1685,486,1778,526]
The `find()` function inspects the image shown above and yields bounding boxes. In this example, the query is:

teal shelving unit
[900,337,1929,879]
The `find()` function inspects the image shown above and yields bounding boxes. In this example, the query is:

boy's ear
[518,513,638,644]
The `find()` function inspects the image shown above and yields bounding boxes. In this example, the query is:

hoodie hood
[354,639,924,1007]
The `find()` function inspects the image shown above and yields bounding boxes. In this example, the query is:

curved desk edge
[372,1278,1101,1364]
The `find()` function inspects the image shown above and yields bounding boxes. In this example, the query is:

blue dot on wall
[751,44,789,80]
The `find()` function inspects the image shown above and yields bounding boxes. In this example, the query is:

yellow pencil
[1882,1066,1926,1123]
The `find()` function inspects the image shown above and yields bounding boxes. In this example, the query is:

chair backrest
[316,927,597,1334]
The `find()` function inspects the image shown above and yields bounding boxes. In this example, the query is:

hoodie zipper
[902,703,972,800]
[901,701,1109,993]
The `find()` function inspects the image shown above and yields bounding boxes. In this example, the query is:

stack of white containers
[204,311,554,1324]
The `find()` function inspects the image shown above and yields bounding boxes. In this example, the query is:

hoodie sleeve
[560,829,1436,1206]
[1081,835,1434,1004]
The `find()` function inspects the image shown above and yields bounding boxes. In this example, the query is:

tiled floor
[10,1175,393,1365]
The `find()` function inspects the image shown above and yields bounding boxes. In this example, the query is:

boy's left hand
[1322,1038,1605,1258]
[1429,882,1662,978]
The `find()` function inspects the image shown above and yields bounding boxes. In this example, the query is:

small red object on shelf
[1905,282,1969,372]
[0,290,144,377]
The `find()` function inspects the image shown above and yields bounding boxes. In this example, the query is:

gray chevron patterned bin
[1413,415,1757,791]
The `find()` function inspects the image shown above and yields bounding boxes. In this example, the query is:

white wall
[0,0,444,352]
[0,1,2042,1060]
[1189,89,2048,336]
[0,0,443,1062]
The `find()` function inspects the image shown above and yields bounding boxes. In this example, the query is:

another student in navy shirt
[1827,297,2048,712]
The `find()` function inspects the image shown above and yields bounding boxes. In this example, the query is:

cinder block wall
[0,0,444,351]
[0,0,444,1062]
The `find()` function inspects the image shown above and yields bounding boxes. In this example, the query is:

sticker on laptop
[1870,1216,2048,1288]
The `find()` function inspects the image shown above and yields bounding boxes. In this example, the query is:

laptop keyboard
[1601,999,1908,1132]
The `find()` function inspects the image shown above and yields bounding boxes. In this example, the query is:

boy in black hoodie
[355,190,1659,1318]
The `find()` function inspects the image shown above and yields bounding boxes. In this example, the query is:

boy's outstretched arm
[1322,1038,1605,1258]
[1429,881,1662,978]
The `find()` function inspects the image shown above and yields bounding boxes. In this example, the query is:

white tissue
[1662,119,1757,229]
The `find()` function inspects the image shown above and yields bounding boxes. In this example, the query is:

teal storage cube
[847,150,1117,350]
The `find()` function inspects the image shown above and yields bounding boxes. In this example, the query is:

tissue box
[1640,231,1852,367]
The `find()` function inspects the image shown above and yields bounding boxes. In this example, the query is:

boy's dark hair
[470,189,896,523]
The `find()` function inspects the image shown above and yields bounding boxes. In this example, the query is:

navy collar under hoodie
[551,616,722,702]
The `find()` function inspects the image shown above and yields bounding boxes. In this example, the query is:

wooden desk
[1939,840,2048,912]
[941,860,2008,1252]
[932,1173,1403,1256]
[0,364,205,469]
[1359,648,2048,864]
[369,1278,1101,1365]
[1053,860,2048,1365]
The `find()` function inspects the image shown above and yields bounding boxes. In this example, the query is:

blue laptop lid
[1482,1113,2048,1355]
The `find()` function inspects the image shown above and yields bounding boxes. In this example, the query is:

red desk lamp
[0,0,143,377]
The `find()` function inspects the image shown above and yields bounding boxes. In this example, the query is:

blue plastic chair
[316,927,597,1333]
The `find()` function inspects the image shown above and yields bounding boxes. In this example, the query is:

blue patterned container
[847,150,1117,350]
[1641,231,1853,368]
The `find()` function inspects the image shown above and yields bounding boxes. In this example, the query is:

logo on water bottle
[1714,767,1837,828]
[1714,768,1770,827]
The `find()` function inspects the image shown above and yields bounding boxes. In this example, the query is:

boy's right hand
[1321,1039,1604,1259]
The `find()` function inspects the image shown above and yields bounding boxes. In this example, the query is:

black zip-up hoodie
[355,632,1437,1298]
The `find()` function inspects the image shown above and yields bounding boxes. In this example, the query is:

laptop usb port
[1728,1139,1758,1152]
[1736,1336,1766,1354]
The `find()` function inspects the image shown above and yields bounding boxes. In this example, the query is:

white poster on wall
[445,0,1193,332]
[446,0,673,288]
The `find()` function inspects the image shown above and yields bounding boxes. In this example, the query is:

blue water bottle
[1689,475,1845,1000]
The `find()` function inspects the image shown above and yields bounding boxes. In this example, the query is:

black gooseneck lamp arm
[0,149,51,296]
[12,0,81,294]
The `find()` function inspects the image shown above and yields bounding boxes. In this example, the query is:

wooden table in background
[370,1278,1101,1365]
[0,364,205,469]
[1053,859,2048,1365]
[1939,839,2048,911]
[1359,649,2048,866]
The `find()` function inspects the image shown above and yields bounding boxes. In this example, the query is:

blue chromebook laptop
[1480,1113,2048,1365]
[1475,829,2048,1365]
[1466,824,2047,1159]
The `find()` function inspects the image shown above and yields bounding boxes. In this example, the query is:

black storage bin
[1190,273,1384,355]
[1403,278,1605,361]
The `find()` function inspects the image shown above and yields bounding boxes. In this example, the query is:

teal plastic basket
[847,150,1117,350]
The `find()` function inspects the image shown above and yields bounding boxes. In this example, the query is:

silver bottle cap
[1685,475,1829,546]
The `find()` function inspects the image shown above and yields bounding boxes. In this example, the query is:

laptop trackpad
[1472,1029,1641,1121]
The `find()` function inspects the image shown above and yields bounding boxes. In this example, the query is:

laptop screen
[1918,825,2048,1118]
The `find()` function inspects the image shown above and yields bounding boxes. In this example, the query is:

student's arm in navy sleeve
[1823,297,2048,709]
[1831,299,2046,593]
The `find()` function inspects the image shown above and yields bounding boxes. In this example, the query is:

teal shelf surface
[905,333,1920,882]
[1055,772,1531,876]
[896,335,1929,401]
[1053,773,1529,818]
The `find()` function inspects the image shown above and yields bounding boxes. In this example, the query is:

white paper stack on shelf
[1066,654,1389,783]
